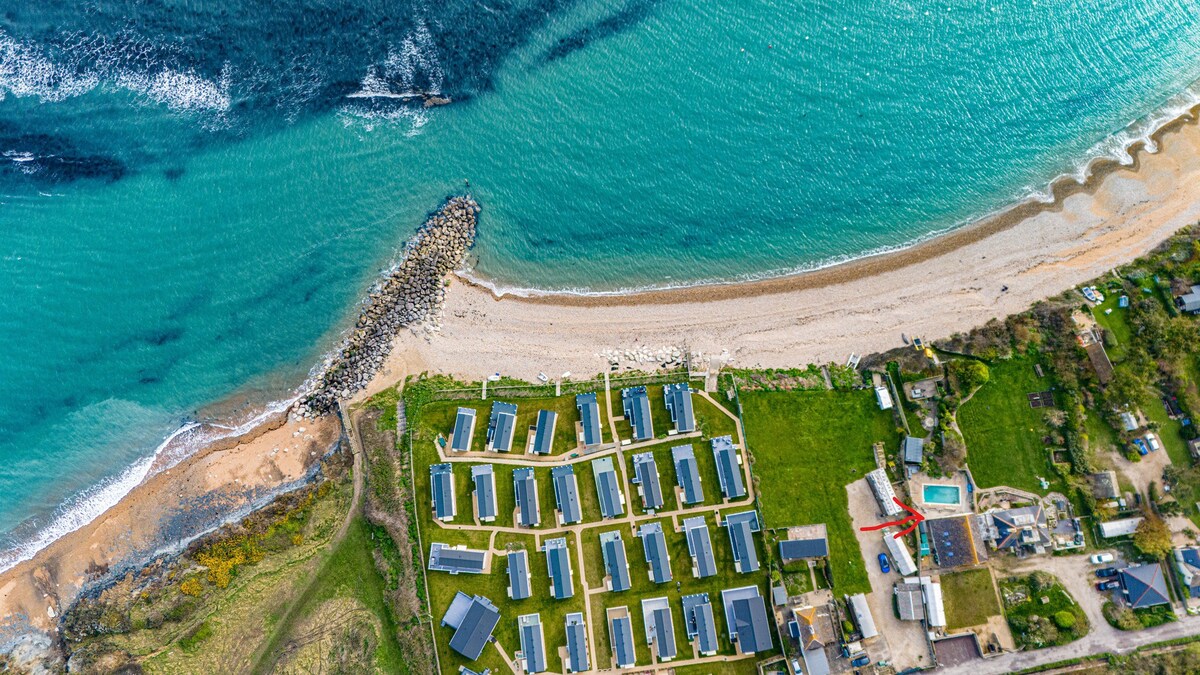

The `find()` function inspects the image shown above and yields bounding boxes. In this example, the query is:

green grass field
[1091,295,1133,363]
[957,356,1056,494]
[739,389,897,595]
[940,568,1000,630]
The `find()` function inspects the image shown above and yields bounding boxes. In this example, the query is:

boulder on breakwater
[295,195,479,417]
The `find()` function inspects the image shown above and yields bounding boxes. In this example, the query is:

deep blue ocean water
[3,0,1200,567]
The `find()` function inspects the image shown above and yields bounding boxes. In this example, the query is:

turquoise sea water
[3,0,1200,567]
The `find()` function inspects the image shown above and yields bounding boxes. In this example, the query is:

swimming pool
[923,484,962,505]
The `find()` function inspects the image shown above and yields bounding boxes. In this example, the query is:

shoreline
[7,87,1200,662]
[460,100,1200,306]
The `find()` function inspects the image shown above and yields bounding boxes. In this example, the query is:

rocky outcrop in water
[295,196,478,417]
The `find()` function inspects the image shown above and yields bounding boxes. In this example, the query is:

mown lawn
[958,356,1055,494]
[941,568,1000,630]
[740,389,897,595]
[1091,294,1133,363]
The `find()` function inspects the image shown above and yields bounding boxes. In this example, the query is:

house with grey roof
[543,537,574,600]
[442,592,500,661]
[551,465,583,525]
[458,667,490,675]
[711,436,747,499]
[672,445,705,505]
[682,516,718,579]
[471,464,497,523]
[622,386,654,441]
[1120,563,1171,609]
[530,410,557,455]
[642,598,677,662]
[428,543,488,574]
[681,593,719,656]
[564,613,589,673]
[721,586,773,655]
[639,522,673,584]
[779,530,829,561]
[431,463,456,521]
[1176,547,1200,598]
[451,407,477,452]
[632,452,665,511]
[592,457,626,519]
[982,505,1051,554]
[724,511,761,573]
[663,383,696,434]
[576,393,603,448]
[507,550,532,600]
[902,436,925,467]
[600,531,632,592]
[513,468,540,527]
[518,614,547,674]
[486,401,518,452]
[1178,284,1200,313]
[610,613,637,668]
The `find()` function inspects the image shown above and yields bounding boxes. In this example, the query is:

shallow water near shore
[3,0,1200,567]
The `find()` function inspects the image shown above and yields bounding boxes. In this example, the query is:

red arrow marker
[859,497,926,538]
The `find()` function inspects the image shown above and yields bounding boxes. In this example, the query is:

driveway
[846,479,933,671]
[940,551,1198,674]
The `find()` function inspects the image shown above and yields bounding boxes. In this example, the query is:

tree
[1134,514,1174,560]
[949,360,990,395]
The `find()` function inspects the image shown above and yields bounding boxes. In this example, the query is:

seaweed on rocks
[295,196,479,418]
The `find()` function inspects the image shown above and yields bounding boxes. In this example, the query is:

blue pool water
[3,0,1200,568]
[923,484,963,506]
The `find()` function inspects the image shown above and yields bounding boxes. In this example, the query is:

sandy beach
[380,106,1200,385]
[7,104,1200,658]
[0,414,338,648]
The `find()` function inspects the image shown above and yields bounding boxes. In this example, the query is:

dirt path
[247,405,365,674]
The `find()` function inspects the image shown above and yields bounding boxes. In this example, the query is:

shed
[902,436,925,465]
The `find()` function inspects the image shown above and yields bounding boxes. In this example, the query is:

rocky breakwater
[296,196,479,417]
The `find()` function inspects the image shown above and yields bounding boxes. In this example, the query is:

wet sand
[377,105,1200,383]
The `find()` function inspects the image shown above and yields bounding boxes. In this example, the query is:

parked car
[1095,567,1118,578]
[1097,580,1121,591]
[1090,553,1115,564]
[877,553,891,574]
[850,654,871,668]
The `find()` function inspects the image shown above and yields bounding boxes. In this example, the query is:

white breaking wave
[0,29,230,114]
[0,394,298,574]
[347,20,444,100]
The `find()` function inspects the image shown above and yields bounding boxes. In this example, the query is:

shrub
[179,576,203,598]
[1053,611,1076,630]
